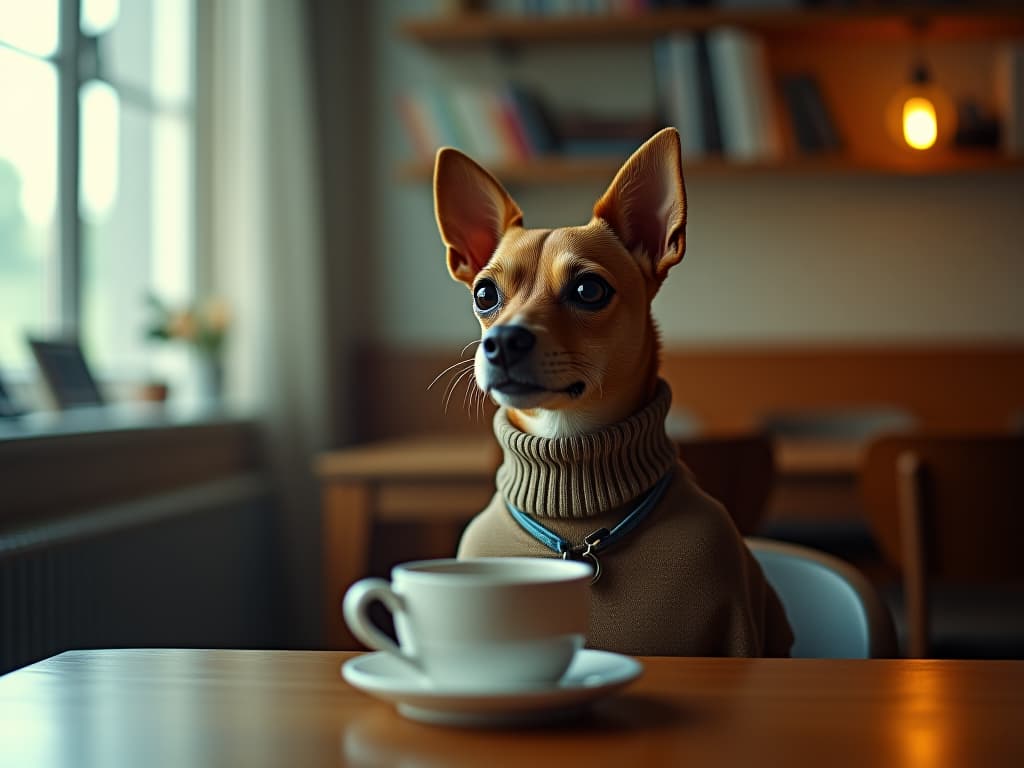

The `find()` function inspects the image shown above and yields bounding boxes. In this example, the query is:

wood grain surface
[3,649,1022,767]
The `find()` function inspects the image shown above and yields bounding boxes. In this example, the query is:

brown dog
[434,128,792,656]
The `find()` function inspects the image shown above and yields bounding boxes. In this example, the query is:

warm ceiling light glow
[903,96,938,150]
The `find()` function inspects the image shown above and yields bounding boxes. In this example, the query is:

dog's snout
[483,325,536,367]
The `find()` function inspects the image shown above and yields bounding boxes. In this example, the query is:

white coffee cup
[342,557,592,691]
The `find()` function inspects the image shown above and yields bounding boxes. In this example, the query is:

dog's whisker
[462,371,478,414]
[460,339,482,356]
[444,368,476,414]
[472,381,484,421]
[427,358,474,391]
[476,385,487,423]
[440,369,465,411]
[442,368,471,412]
[458,373,481,419]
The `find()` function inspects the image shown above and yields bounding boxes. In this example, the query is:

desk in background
[770,437,865,521]
[3,649,1023,767]
[316,435,497,647]
[316,434,863,649]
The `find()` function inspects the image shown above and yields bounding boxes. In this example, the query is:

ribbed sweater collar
[494,380,678,519]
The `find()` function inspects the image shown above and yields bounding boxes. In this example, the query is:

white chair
[747,537,896,659]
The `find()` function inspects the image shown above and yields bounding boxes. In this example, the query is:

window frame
[0,0,200,378]
[57,0,82,337]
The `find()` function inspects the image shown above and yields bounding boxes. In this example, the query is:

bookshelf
[398,152,1024,184]
[400,8,1024,46]
[396,5,1024,181]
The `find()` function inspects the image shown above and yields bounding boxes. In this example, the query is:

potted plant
[145,294,230,402]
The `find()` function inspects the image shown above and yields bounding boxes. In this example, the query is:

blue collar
[505,471,673,561]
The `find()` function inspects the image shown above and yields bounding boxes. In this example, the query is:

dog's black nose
[482,325,535,367]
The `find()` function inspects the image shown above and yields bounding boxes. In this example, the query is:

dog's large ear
[592,127,686,287]
[434,147,523,286]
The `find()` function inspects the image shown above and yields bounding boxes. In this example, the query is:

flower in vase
[146,294,230,359]
[145,294,231,401]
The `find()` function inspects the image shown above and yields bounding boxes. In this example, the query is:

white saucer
[341,649,643,727]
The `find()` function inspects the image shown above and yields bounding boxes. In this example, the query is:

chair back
[678,434,773,535]
[862,434,1024,582]
[747,537,896,658]
[860,434,1024,656]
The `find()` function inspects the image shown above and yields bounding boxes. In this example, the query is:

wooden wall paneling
[353,346,496,440]
[352,344,1024,439]
[659,344,1024,434]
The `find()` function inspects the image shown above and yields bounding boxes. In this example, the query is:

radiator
[0,474,277,675]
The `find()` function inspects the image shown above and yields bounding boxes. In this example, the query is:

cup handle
[342,578,416,669]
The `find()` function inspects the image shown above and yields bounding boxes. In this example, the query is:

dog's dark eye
[474,279,500,313]
[569,275,613,309]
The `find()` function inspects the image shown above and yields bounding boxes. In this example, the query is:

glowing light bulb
[902,96,937,150]
[886,59,950,154]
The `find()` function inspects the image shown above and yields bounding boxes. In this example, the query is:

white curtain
[198,0,330,646]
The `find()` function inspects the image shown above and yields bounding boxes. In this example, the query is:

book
[422,86,465,150]
[503,83,562,155]
[396,88,464,160]
[653,34,707,158]
[395,92,435,162]
[448,85,510,162]
[492,90,533,160]
[694,34,723,154]
[780,74,841,154]
[706,27,781,162]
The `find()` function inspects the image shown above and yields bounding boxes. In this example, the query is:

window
[0,0,195,389]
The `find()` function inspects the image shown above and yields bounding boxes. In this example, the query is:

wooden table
[3,649,1022,767]
[316,435,498,647]
[316,434,865,648]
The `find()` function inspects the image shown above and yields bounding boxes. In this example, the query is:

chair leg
[897,452,929,658]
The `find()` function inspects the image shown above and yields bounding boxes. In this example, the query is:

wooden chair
[861,434,1024,658]
[678,433,774,536]
[756,406,914,565]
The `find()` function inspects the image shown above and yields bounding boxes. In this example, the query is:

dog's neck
[508,334,660,439]
[495,379,678,518]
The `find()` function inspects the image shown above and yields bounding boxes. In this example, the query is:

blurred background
[1,0,1022,672]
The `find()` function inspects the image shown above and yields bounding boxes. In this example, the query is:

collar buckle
[582,527,610,551]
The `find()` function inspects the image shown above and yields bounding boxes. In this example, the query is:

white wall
[369,1,1024,347]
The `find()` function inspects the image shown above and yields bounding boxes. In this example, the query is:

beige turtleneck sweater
[458,381,794,657]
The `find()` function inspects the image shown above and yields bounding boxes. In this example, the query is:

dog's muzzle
[481,324,586,400]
